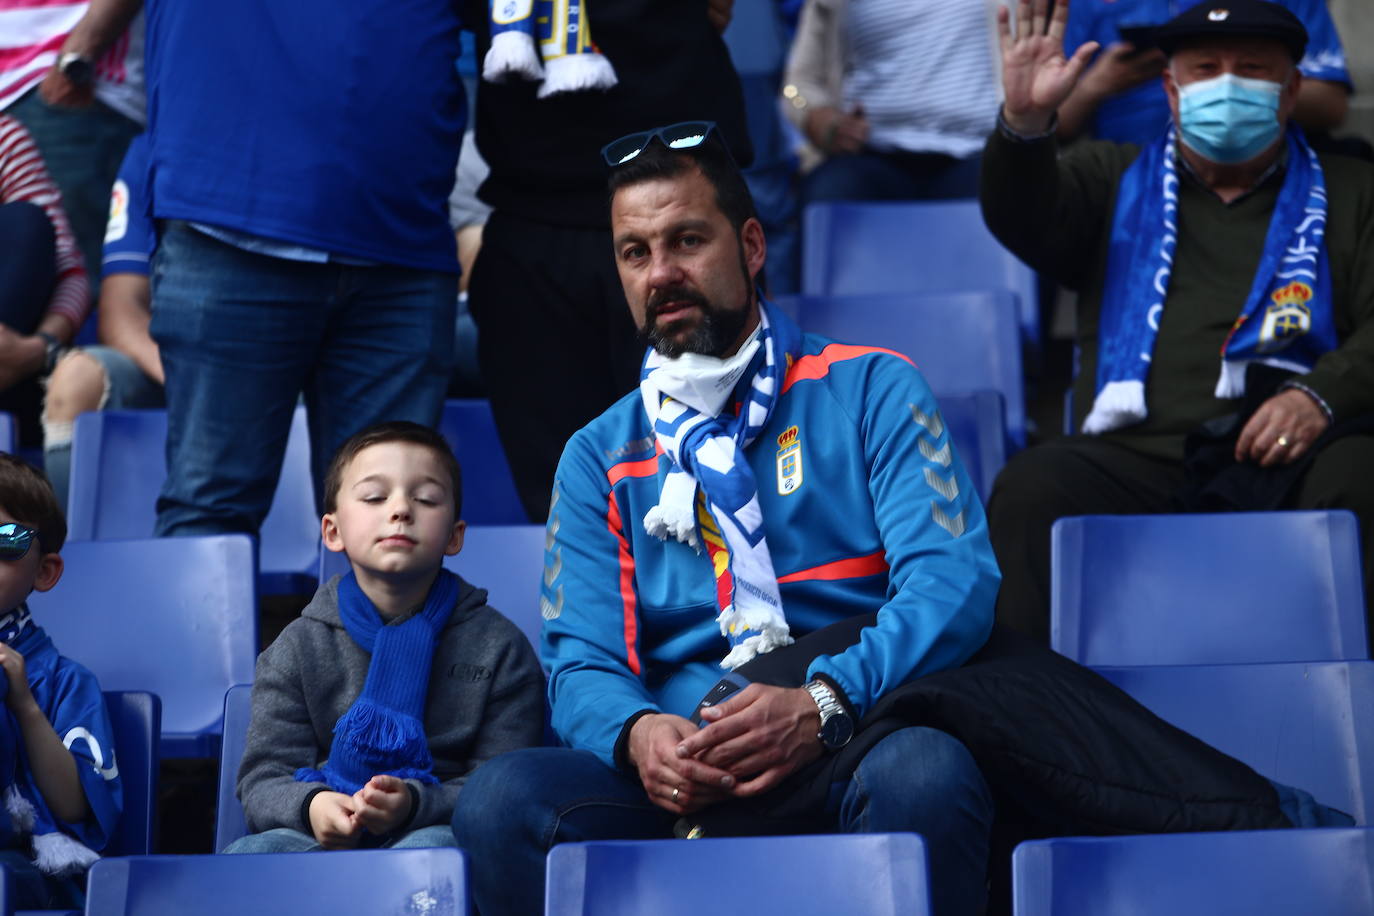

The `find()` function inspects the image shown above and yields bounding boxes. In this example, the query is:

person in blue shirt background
[42,132,162,514]
[1057,0,1350,144]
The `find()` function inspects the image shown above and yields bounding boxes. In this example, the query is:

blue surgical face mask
[1176,72,1284,164]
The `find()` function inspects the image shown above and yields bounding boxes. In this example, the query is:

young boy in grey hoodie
[228,421,544,852]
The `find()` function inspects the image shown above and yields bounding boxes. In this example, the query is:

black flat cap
[1153,0,1308,61]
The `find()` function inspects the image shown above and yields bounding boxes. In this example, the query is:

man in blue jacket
[453,122,1001,916]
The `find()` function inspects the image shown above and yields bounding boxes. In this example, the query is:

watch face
[61,57,94,86]
[820,713,854,750]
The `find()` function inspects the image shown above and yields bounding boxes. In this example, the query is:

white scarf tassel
[483,30,543,83]
[1082,379,1147,434]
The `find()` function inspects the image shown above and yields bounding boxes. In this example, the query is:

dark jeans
[988,434,1374,641]
[0,200,54,333]
[453,728,993,916]
[8,89,141,291]
[0,200,57,447]
[149,222,456,536]
[466,210,643,521]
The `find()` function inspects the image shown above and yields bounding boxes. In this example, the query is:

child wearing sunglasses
[0,455,121,909]
[228,422,544,853]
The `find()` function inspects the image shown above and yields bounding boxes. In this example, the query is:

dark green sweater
[981,128,1374,460]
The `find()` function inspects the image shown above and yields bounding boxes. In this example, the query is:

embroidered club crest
[1208,8,1230,21]
[1258,281,1314,353]
[776,425,803,496]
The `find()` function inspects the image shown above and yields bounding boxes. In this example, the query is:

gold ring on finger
[671,786,680,802]
[1277,435,1291,448]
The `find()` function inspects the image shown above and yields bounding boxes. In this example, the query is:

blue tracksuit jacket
[541,332,1000,767]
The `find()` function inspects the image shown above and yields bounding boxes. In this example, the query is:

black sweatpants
[988,434,1374,645]
[467,211,644,522]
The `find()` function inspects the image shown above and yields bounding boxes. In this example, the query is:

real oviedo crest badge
[776,425,803,496]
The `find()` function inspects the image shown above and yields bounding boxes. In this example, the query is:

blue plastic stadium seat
[1097,660,1374,824]
[1053,511,1368,666]
[1013,827,1374,916]
[214,684,253,853]
[0,412,13,454]
[791,290,1025,447]
[104,691,160,856]
[83,848,468,916]
[438,400,527,524]
[802,200,1040,346]
[66,407,319,594]
[546,834,930,916]
[29,536,258,758]
[319,523,547,655]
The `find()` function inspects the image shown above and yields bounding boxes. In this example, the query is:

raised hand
[999,0,1100,134]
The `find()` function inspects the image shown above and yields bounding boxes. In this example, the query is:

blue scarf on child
[0,605,103,875]
[1084,126,1336,434]
[295,571,459,795]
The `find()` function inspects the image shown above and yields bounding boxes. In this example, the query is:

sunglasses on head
[601,121,720,167]
[0,523,34,561]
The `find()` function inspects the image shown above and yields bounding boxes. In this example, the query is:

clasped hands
[627,684,822,815]
[307,773,412,849]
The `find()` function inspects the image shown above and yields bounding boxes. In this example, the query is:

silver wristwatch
[804,679,854,750]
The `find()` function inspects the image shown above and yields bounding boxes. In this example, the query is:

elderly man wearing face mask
[981,0,1374,641]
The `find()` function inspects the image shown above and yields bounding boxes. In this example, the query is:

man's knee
[44,351,108,425]
[451,747,573,844]
[987,442,1088,524]
[858,727,988,808]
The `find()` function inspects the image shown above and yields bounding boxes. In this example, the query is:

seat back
[1012,827,1374,916]
[29,536,258,758]
[67,408,319,594]
[932,390,1006,503]
[438,400,527,524]
[802,200,1039,345]
[1053,511,1368,666]
[0,412,12,453]
[214,684,253,853]
[83,848,468,916]
[1097,660,1374,824]
[546,834,929,916]
[104,691,161,856]
[791,291,1025,446]
[319,524,546,654]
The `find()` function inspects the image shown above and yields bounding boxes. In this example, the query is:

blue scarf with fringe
[295,571,459,795]
[1084,126,1336,434]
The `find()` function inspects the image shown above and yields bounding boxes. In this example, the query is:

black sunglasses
[601,121,720,167]
[0,523,35,561]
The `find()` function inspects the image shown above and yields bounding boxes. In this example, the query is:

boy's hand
[0,645,38,716]
[307,791,362,849]
[351,774,413,836]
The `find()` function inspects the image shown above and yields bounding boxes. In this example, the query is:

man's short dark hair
[322,421,463,518]
[0,454,65,554]
[607,129,760,234]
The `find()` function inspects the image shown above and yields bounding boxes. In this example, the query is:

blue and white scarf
[484,0,617,98]
[295,571,459,795]
[640,299,801,669]
[1084,126,1336,434]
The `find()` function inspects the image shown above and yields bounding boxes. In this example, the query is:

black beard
[641,286,751,359]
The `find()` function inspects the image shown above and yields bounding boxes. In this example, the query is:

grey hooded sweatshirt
[237,574,545,836]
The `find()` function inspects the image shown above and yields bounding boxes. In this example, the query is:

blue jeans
[149,222,456,535]
[223,824,458,853]
[453,727,993,916]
